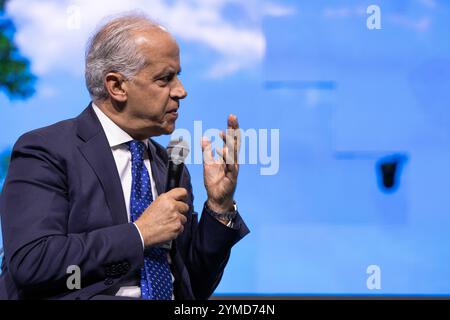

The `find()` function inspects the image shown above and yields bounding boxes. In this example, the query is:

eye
[157,74,175,86]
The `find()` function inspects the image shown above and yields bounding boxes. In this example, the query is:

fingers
[223,115,241,165]
[233,127,241,163]
[228,115,241,164]
[174,209,187,235]
[218,139,239,169]
[167,189,189,216]
[201,137,215,164]
[178,212,187,225]
[227,114,239,130]
[215,146,225,164]
[167,187,188,201]
[202,115,241,166]
[175,200,189,214]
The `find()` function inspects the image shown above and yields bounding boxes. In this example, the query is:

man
[0,14,249,300]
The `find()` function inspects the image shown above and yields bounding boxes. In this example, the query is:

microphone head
[167,137,190,165]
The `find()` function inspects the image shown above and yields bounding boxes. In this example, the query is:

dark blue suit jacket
[0,104,249,300]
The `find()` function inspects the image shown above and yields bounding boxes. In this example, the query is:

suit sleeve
[180,167,250,300]
[0,132,144,296]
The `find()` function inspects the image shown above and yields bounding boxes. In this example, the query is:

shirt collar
[92,103,149,149]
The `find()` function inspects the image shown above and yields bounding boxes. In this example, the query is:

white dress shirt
[92,103,174,299]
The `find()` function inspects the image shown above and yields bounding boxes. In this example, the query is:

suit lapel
[76,104,128,225]
[147,138,168,197]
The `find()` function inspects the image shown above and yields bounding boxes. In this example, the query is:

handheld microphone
[159,137,190,250]
[165,137,190,192]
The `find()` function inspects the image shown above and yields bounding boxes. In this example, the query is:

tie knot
[127,140,146,161]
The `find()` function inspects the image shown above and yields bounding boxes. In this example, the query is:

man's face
[120,30,187,138]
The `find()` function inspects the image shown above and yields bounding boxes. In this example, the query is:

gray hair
[85,13,163,100]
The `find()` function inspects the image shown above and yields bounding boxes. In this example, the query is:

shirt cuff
[133,222,145,250]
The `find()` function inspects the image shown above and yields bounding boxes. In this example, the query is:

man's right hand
[134,187,189,248]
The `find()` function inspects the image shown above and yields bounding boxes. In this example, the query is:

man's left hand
[201,114,241,215]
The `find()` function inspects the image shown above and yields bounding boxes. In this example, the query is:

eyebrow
[154,67,182,79]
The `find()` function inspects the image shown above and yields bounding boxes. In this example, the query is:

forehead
[134,29,180,70]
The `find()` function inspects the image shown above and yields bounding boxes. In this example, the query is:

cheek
[137,90,167,115]
[129,84,171,121]
[152,89,171,114]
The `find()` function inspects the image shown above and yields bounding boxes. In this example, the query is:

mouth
[166,108,179,120]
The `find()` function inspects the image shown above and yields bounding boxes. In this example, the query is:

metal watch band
[205,201,238,221]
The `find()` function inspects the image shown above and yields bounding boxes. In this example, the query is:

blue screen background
[1,0,450,296]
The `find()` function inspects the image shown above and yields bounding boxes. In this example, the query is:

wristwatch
[205,201,238,223]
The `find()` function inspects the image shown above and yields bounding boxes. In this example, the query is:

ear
[104,72,128,102]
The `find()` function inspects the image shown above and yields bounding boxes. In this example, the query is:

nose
[170,78,187,100]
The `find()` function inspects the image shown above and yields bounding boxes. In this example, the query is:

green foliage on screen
[0,0,36,99]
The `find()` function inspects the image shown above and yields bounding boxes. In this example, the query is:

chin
[165,124,176,135]
[155,123,176,136]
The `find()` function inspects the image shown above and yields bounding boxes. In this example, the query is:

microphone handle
[165,160,184,192]
[159,160,185,250]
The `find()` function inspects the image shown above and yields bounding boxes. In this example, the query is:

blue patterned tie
[127,140,173,300]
